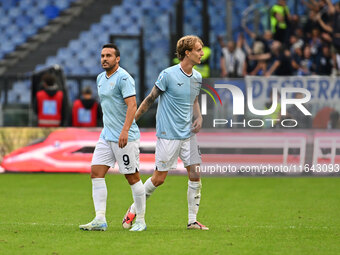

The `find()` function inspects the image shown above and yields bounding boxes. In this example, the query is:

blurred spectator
[329,0,340,73]
[298,45,316,75]
[72,86,102,127]
[291,42,304,75]
[270,0,291,45]
[220,35,246,77]
[316,44,333,74]
[243,21,274,50]
[309,28,322,57]
[302,0,327,12]
[243,40,268,76]
[316,0,340,73]
[303,9,322,41]
[265,41,293,76]
[294,27,306,44]
[289,34,304,54]
[34,73,68,127]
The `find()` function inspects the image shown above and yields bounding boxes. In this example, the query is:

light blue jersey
[155,64,202,140]
[97,67,140,142]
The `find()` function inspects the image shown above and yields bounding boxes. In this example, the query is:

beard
[102,61,117,71]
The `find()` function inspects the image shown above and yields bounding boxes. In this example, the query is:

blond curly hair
[176,35,203,61]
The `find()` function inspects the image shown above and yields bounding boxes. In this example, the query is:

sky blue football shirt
[155,64,202,140]
[97,67,140,142]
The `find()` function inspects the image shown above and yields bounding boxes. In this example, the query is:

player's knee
[91,172,100,178]
[189,177,200,182]
[124,173,140,185]
[152,176,165,186]
[90,170,105,178]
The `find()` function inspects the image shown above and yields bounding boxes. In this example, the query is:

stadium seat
[18,0,32,9]
[44,5,60,19]
[16,15,31,28]
[22,24,38,37]
[0,16,11,26]
[8,80,31,104]
[8,7,22,18]
[2,44,15,55]
[54,0,70,10]
[11,33,26,45]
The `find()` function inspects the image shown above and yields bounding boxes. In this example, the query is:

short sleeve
[155,71,168,91]
[120,76,136,99]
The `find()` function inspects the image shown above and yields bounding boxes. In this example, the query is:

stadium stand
[33,0,177,99]
[0,0,77,60]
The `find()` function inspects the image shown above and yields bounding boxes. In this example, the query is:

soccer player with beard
[79,44,146,232]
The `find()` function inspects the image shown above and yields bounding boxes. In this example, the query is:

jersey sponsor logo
[177,82,184,86]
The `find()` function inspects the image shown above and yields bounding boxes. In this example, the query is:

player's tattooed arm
[135,86,162,121]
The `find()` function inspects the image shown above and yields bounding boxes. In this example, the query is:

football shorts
[155,135,202,171]
[91,138,140,174]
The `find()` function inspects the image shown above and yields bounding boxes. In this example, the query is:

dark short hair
[102,43,120,57]
[41,73,56,87]
[82,86,92,95]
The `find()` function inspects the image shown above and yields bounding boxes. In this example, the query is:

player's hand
[192,117,202,133]
[119,130,128,148]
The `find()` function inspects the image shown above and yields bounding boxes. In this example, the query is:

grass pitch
[0,174,339,255]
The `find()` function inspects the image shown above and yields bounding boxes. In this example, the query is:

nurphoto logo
[201,84,311,128]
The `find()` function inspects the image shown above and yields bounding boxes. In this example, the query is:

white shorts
[155,135,202,171]
[91,138,140,175]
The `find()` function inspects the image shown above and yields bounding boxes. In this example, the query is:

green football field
[0,174,339,255]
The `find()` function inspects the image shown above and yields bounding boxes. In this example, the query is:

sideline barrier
[197,132,307,174]
[312,132,340,173]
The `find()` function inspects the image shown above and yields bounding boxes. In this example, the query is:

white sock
[92,178,107,221]
[130,177,156,214]
[130,180,146,224]
[187,180,201,224]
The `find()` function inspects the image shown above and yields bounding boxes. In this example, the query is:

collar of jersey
[179,64,193,77]
[105,67,120,79]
